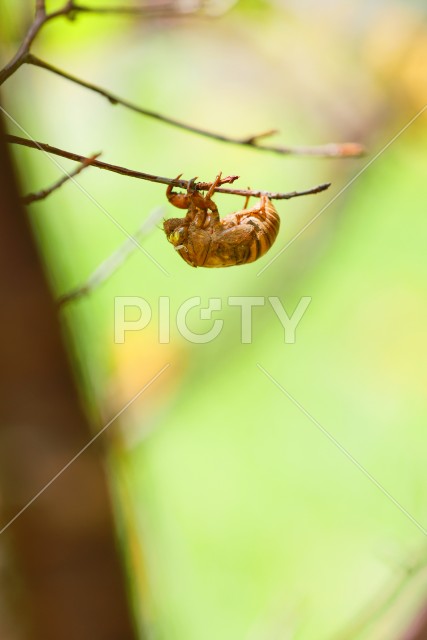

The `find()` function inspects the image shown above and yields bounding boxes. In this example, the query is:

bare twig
[58,206,165,307]
[7,134,331,199]
[25,54,365,159]
[22,152,100,204]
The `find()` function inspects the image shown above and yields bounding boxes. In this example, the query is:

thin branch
[22,152,100,204]
[58,206,165,307]
[6,134,331,200]
[25,54,365,159]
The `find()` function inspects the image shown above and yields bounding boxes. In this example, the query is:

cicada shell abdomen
[221,195,280,264]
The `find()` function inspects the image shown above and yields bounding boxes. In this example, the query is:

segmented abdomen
[220,195,280,264]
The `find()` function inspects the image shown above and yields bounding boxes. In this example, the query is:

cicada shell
[163,174,280,268]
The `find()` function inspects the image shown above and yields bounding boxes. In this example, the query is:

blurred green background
[1,0,427,637]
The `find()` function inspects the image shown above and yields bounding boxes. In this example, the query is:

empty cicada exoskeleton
[163,173,280,267]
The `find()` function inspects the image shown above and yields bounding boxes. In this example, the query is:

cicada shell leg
[167,174,191,210]
[201,173,222,225]
[205,172,222,200]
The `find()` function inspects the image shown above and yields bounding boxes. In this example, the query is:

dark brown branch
[6,134,331,199]
[25,54,365,159]
[22,152,100,204]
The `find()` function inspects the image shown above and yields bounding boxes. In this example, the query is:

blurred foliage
[1,0,427,638]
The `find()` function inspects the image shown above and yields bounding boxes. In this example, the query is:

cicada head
[163,218,187,247]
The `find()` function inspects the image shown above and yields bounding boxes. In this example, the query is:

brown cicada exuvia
[163,173,280,267]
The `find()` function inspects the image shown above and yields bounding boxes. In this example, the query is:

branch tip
[336,142,366,157]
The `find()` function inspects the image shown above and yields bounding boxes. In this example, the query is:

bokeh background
[1,0,427,637]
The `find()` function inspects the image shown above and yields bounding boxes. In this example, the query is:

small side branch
[7,134,331,200]
[22,152,100,204]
